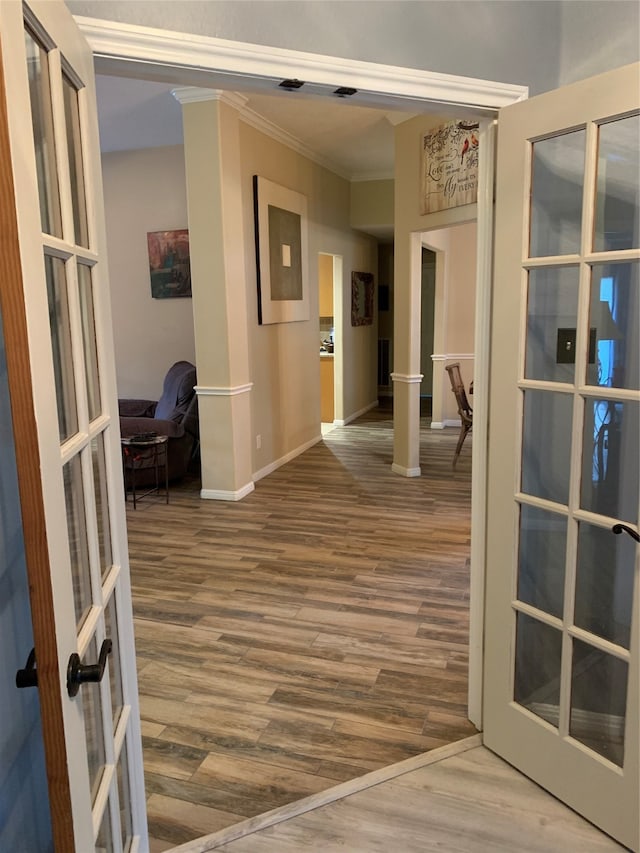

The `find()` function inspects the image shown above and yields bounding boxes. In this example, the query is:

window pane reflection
[514,612,562,727]
[78,264,102,421]
[24,27,62,237]
[517,504,566,618]
[104,593,123,727]
[91,433,112,580]
[63,455,92,627]
[575,521,635,649]
[581,398,639,524]
[594,115,640,252]
[79,636,107,805]
[62,72,89,248]
[586,262,639,391]
[530,131,585,258]
[45,255,78,442]
[522,390,573,505]
[525,267,579,382]
[570,639,627,767]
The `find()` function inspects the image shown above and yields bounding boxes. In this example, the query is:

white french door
[484,63,639,849]
[0,2,147,850]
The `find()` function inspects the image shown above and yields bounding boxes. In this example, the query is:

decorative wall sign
[420,121,479,215]
[147,229,191,298]
[254,176,309,324]
[351,271,374,326]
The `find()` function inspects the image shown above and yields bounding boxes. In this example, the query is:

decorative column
[391,230,423,476]
[173,87,254,500]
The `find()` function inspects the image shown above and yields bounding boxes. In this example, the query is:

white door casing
[0,1,147,850]
[484,62,639,850]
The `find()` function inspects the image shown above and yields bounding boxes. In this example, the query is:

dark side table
[121,435,169,509]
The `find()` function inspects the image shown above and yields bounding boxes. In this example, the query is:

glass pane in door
[80,636,107,805]
[91,434,112,581]
[575,521,635,648]
[522,390,573,504]
[525,266,579,382]
[62,72,89,248]
[570,638,628,767]
[104,593,123,726]
[517,504,566,618]
[594,114,640,251]
[63,454,92,627]
[78,264,102,420]
[587,261,639,390]
[95,797,114,853]
[24,26,62,238]
[580,398,639,522]
[45,255,78,442]
[530,131,585,258]
[514,612,562,726]
[116,741,133,851]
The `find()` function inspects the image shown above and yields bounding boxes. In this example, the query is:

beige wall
[423,223,477,424]
[350,180,394,233]
[392,114,477,471]
[102,145,196,399]
[238,121,378,474]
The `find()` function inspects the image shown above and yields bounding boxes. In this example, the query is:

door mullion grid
[558,120,601,740]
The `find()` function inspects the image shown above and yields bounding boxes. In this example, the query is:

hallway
[126,407,476,850]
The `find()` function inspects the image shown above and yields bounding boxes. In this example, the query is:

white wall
[101,144,196,399]
[67,1,639,95]
[0,317,52,851]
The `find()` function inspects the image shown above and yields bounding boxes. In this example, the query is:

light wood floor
[170,738,623,853]
[126,405,477,850]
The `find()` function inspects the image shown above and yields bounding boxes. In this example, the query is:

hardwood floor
[126,405,476,850]
[182,738,623,853]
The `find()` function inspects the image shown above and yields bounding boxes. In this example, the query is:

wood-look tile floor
[126,406,476,850]
[197,740,623,853]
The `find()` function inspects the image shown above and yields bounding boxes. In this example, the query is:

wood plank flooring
[185,739,622,853]
[125,405,476,850]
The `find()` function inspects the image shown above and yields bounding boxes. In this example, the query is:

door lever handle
[16,647,38,689]
[612,523,640,544]
[67,639,112,697]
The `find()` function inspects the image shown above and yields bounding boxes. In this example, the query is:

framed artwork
[420,120,479,215]
[147,229,191,298]
[253,175,309,324]
[351,271,374,326]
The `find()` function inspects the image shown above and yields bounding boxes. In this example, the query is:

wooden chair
[445,362,473,467]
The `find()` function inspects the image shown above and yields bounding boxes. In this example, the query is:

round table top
[120,434,168,446]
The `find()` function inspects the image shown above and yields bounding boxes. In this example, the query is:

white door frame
[74,15,527,731]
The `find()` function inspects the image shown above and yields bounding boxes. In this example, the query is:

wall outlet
[256,434,261,449]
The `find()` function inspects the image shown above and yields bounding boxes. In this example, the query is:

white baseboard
[334,399,379,426]
[253,434,322,483]
[201,481,255,501]
[444,418,462,428]
[391,462,421,477]
[430,421,445,430]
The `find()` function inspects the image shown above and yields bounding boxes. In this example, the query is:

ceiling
[95,74,415,181]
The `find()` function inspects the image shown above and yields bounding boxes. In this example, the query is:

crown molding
[75,17,528,114]
[350,171,395,183]
[171,87,248,110]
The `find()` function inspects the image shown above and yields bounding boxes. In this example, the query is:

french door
[0,2,147,850]
[484,63,639,849]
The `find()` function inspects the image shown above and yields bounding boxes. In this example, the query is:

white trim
[253,435,322,483]
[195,383,253,397]
[333,399,378,426]
[391,462,421,478]
[174,86,351,179]
[430,421,445,430]
[431,352,475,361]
[390,372,423,384]
[444,418,463,428]
[201,481,255,502]
[171,87,248,109]
[467,120,496,731]
[75,17,528,116]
